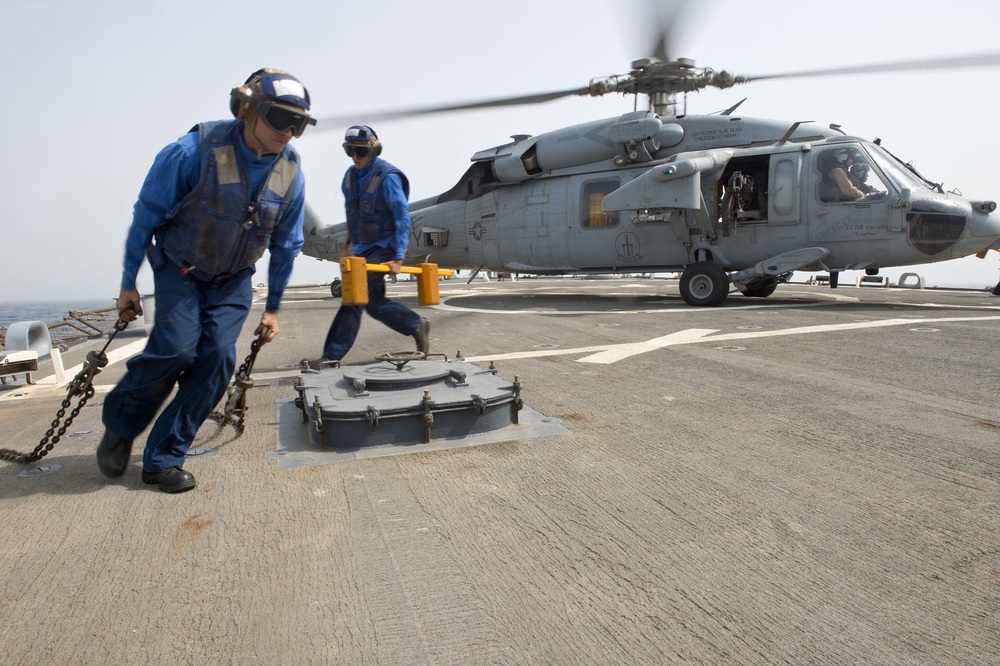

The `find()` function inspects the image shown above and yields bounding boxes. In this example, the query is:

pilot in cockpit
[818,149,865,202]
[849,156,878,195]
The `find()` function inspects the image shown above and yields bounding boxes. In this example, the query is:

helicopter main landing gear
[679,261,730,307]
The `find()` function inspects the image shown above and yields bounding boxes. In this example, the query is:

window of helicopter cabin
[581,180,621,228]
[773,158,794,216]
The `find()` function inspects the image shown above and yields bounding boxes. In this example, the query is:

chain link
[209,335,265,436]
[0,312,130,465]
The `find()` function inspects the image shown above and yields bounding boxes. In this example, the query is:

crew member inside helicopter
[849,156,879,195]
[818,148,866,202]
[719,164,768,232]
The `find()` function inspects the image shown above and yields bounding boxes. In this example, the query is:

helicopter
[298,10,1000,307]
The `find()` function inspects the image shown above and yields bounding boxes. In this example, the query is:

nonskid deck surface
[2,278,998,665]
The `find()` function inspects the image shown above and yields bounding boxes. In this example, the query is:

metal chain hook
[208,330,268,436]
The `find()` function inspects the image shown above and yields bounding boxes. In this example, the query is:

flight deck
[2,276,998,665]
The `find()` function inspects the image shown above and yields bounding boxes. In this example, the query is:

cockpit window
[865,144,934,193]
[816,146,889,203]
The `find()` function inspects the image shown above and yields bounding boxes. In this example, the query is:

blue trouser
[323,245,420,360]
[102,259,252,472]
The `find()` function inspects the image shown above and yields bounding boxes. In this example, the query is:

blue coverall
[103,121,305,472]
[322,158,419,360]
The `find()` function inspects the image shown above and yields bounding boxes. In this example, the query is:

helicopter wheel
[331,279,342,298]
[680,261,730,307]
[740,276,779,298]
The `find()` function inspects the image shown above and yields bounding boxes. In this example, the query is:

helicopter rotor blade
[307,19,1000,132]
[645,0,699,63]
[310,86,594,130]
[746,51,1000,83]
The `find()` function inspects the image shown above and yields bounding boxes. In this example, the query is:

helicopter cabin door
[767,153,801,225]
[717,154,801,232]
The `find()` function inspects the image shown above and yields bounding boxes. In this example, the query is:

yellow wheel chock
[339,256,454,306]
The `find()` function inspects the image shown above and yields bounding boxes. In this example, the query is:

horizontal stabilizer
[602,150,731,212]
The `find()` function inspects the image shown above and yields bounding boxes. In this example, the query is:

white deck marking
[464,315,1000,365]
[576,329,718,364]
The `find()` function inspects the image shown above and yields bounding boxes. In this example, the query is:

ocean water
[0,298,120,347]
[0,298,118,329]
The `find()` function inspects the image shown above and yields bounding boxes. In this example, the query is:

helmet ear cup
[230,85,254,118]
[344,124,383,156]
[365,126,382,156]
[230,69,269,118]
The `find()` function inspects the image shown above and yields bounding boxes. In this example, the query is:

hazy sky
[3,0,1000,302]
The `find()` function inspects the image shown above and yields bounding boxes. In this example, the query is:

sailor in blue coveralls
[313,125,429,365]
[96,68,314,493]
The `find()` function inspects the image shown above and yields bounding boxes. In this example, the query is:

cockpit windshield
[864,143,935,192]
[816,142,936,204]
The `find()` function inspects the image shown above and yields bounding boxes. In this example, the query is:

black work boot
[141,467,196,493]
[96,430,134,478]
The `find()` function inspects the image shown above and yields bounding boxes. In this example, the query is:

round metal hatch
[296,358,522,450]
[342,360,454,389]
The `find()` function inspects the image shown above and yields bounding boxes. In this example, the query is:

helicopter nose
[968,200,1000,243]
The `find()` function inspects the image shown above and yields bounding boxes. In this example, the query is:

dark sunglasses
[257,102,316,137]
[344,144,372,158]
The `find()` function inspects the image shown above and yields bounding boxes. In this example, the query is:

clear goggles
[257,101,316,137]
